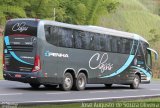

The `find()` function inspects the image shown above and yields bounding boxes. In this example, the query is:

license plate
[15,74,22,78]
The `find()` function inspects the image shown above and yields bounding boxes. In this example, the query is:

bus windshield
[5,20,38,36]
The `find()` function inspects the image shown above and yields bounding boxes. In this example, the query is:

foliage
[0,0,119,25]
[0,0,29,25]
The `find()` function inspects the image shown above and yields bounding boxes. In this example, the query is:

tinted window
[121,38,132,54]
[106,35,112,52]
[84,32,93,50]
[45,25,59,46]
[130,40,138,55]
[125,39,132,54]
[74,30,84,49]
[5,20,38,36]
[74,31,94,50]
[111,36,118,53]
[45,25,133,54]
[117,37,121,53]
[45,25,73,48]
[100,34,107,51]
[59,28,73,48]
[94,33,101,51]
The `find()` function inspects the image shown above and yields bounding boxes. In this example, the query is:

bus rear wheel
[75,73,87,91]
[29,83,40,89]
[60,73,73,91]
[130,74,140,89]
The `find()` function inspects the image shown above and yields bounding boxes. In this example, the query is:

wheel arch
[63,68,76,79]
[77,68,88,82]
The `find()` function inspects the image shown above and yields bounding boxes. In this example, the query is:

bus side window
[45,25,59,46]
[51,26,59,46]
[121,38,131,54]
[84,32,92,50]
[106,35,111,52]
[125,39,131,54]
[74,30,83,49]
[117,37,121,53]
[89,33,94,50]
[121,38,126,54]
[111,36,118,53]
[94,33,101,51]
[45,25,51,42]
[59,28,73,48]
[100,34,107,51]
[130,40,138,55]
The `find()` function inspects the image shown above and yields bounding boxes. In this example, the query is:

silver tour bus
[3,18,158,91]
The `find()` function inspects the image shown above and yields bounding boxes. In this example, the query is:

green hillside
[98,0,160,40]
[98,0,160,78]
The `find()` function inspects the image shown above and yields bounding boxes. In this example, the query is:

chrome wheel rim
[134,76,139,88]
[78,77,85,88]
[64,77,72,88]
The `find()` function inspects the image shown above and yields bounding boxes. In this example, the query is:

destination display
[4,20,38,36]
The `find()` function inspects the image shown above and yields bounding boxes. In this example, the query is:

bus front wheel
[75,73,87,91]
[60,73,73,91]
[130,74,140,89]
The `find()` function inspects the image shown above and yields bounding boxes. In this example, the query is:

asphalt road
[0,80,160,105]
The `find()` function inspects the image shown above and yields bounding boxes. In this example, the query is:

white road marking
[0,93,23,96]
[121,90,139,92]
[46,92,70,95]
[148,84,160,85]
[21,94,160,104]
[149,89,160,91]
[89,89,140,93]
[89,91,109,93]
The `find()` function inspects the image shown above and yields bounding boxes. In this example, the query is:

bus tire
[75,73,87,91]
[29,83,40,89]
[44,84,58,88]
[104,84,112,88]
[130,74,140,89]
[60,73,73,91]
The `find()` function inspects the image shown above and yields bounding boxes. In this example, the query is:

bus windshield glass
[5,20,38,36]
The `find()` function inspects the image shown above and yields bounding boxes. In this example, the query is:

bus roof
[8,18,149,43]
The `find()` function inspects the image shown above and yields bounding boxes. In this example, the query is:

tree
[0,0,29,25]
[0,0,119,25]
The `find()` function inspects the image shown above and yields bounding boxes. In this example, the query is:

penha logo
[45,51,69,58]
[12,22,28,32]
[89,53,113,73]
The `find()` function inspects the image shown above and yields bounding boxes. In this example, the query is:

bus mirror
[155,53,158,60]
[147,48,158,60]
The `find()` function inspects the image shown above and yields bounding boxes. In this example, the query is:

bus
[3,18,158,91]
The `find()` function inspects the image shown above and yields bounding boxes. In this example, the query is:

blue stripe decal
[100,55,135,78]
[4,36,33,65]
[131,66,151,79]
[100,39,139,78]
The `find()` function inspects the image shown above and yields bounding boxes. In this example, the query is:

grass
[15,98,160,108]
